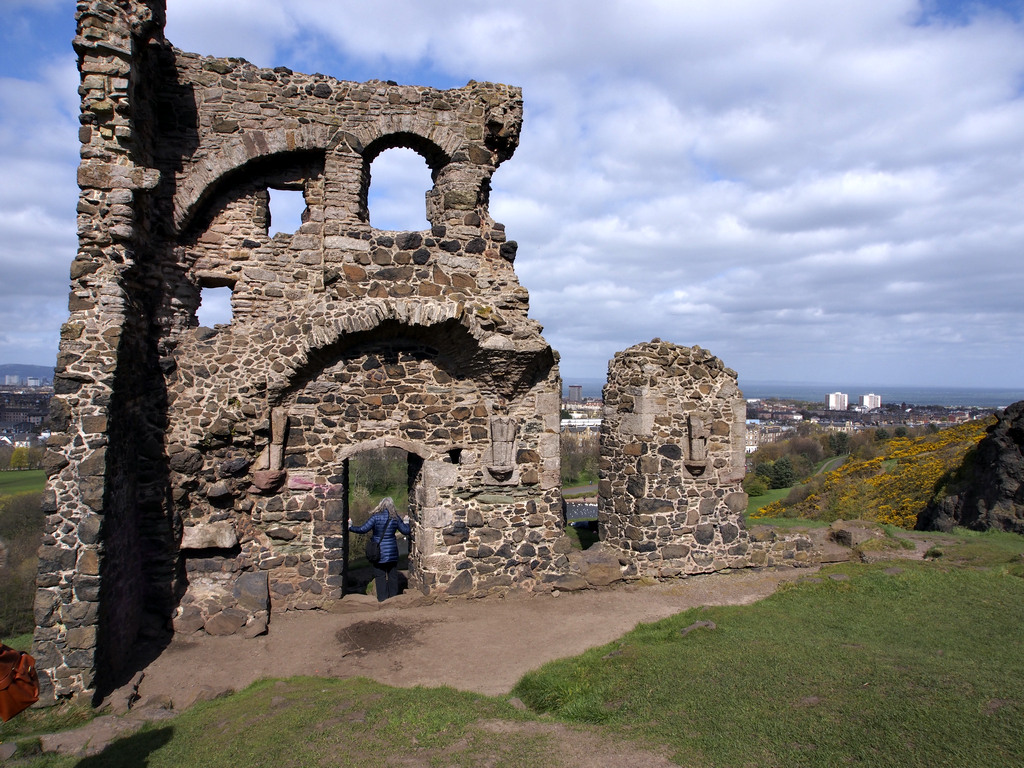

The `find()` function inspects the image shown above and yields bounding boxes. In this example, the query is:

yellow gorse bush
[752,419,992,528]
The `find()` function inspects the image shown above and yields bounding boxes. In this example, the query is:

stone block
[549,574,588,591]
[173,605,205,635]
[204,608,249,636]
[233,572,269,613]
[580,545,622,586]
[422,506,454,529]
[423,459,458,488]
[694,524,715,546]
[446,570,474,595]
[266,525,297,540]
[181,522,238,550]
[661,544,690,559]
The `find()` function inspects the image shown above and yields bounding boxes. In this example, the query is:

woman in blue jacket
[349,497,411,601]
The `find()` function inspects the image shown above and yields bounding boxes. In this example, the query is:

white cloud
[1,0,1023,389]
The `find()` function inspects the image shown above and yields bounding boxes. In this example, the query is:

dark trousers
[373,561,400,602]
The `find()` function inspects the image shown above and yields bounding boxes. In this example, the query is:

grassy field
[2,528,1022,767]
[0,470,45,496]
[745,484,792,515]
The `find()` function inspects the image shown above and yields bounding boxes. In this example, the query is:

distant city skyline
[2,1,1024,387]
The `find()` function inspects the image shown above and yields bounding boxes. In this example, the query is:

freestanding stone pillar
[599,341,750,577]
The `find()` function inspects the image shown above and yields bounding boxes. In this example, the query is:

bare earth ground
[136,567,810,704]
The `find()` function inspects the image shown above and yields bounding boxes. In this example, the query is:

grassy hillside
[513,534,1024,767]
[752,419,992,528]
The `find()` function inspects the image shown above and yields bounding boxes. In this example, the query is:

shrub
[743,475,769,497]
[752,419,992,528]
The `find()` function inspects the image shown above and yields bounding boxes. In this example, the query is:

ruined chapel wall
[42,0,562,704]
[168,336,563,615]
[35,0,170,702]
[168,51,522,234]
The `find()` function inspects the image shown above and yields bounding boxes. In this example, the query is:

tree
[770,456,797,489]
[894,426,909,438]
[8,447,29,470]
[828,431,851,456]
[875,428,891,442]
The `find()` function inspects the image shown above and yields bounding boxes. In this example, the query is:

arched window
[367,147,432,231]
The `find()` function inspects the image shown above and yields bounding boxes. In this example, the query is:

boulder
[204,607,249,636]
[828,520,883,548]
[918,401,1024,534]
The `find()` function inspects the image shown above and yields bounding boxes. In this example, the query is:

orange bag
[0,644,39,722]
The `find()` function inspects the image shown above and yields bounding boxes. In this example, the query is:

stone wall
[36,0,562,703]
[35,0,169,705]
[599,341,809,576]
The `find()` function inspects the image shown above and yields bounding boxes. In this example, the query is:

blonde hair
[376,496,399,520]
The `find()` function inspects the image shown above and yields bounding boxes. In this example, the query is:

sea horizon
[563,377,1024,409]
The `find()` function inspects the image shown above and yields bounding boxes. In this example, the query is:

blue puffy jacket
[351,511,411,564]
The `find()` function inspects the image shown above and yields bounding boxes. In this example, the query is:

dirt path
[135,566,811,707]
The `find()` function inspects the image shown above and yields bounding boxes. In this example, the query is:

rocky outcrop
[918,401,1024,534]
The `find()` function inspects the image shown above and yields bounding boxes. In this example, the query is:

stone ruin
[34,0,810,704]
[600,341,811,575]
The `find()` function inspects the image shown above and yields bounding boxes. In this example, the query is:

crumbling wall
[599,341,808,576]
[37,0,562,703]
[35,0,170,704]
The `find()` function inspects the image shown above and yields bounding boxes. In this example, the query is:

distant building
[859,393,881,409]
[3,375,19,386]
[826,392,849,410]
[26,377,41,387]
[567,385,582,402]
[560,417,601,433]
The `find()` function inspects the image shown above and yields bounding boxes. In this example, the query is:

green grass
[0,470,44,496]
[514,554,1024,767]
[3,679,536,768]
[2,633,33,651]
[916,527,1024,570]
[5,530,1023,767]
[746,515,831,531]
[745,485,791,515]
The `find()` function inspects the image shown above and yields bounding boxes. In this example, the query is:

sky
[1,0,1023,388]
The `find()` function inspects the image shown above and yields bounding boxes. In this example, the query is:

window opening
[197,285,233,327]
[368,147,432,231]
[267,187,306,236]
